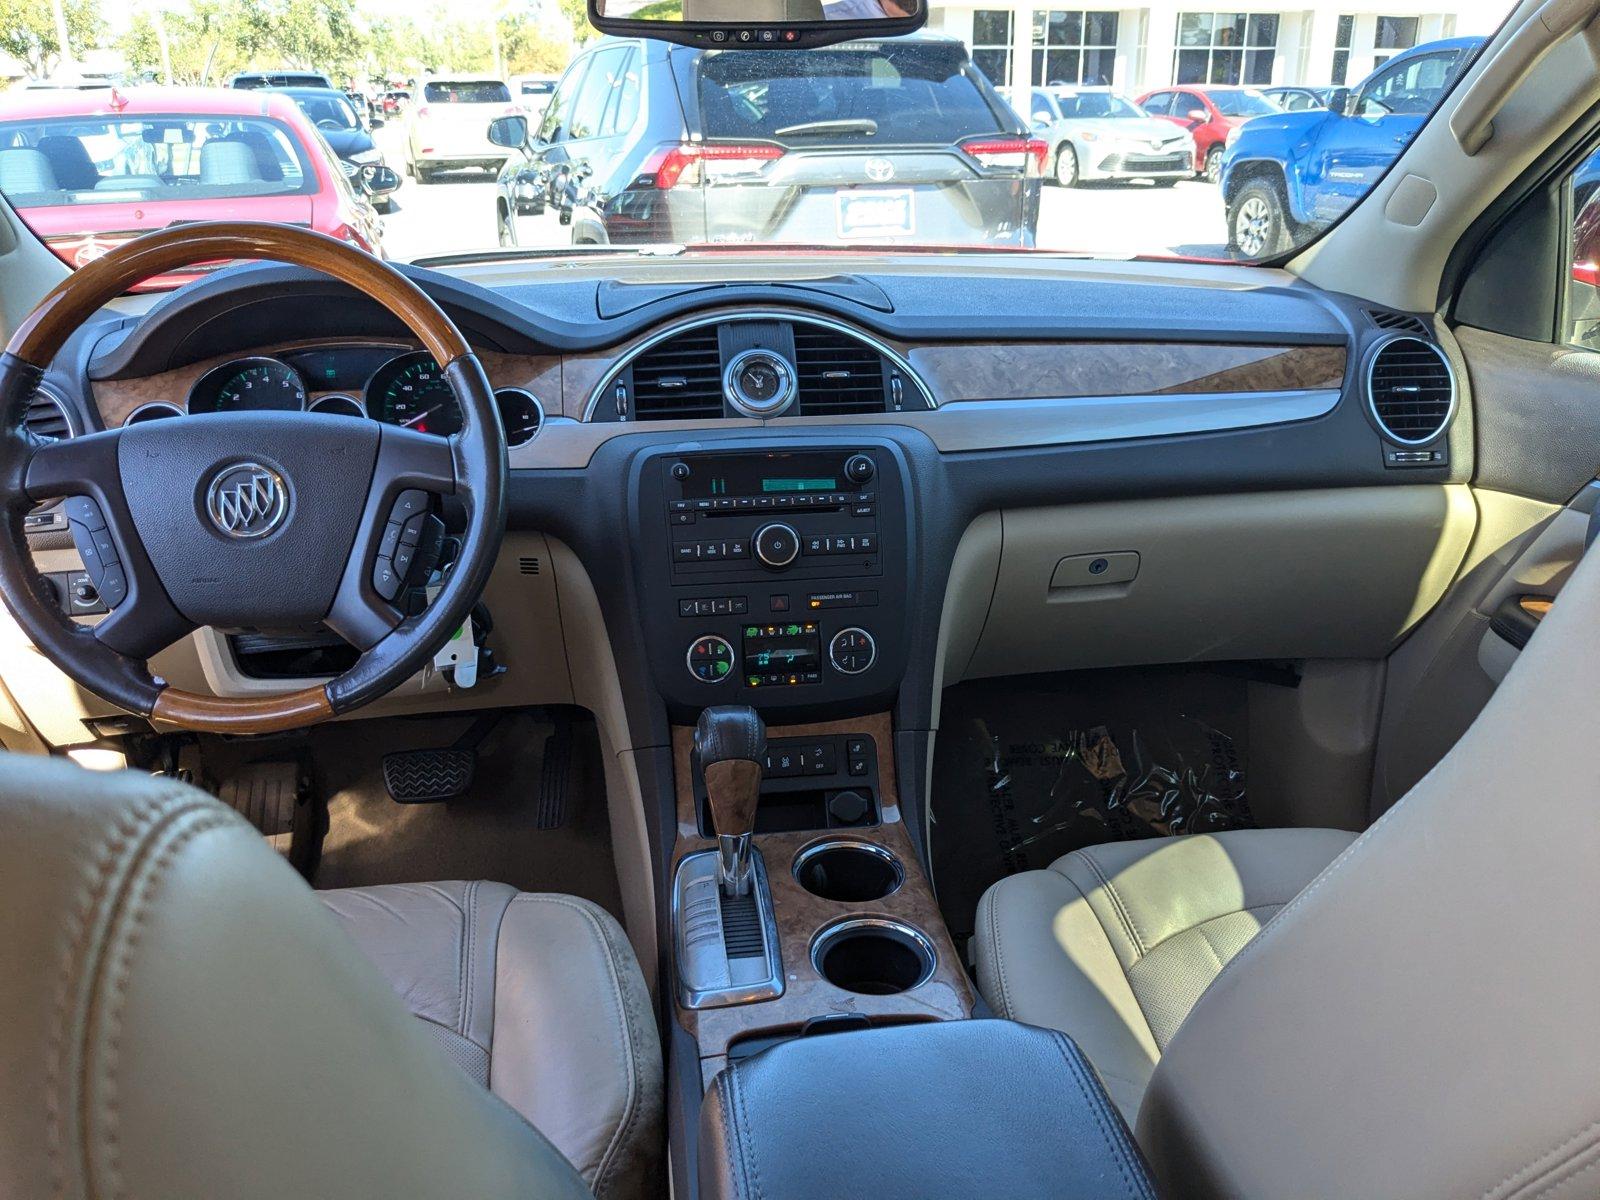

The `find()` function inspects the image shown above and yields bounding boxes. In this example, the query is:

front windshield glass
[0,3,1509,280]
[1206,88,1277,116]
[1052,91,1145,119]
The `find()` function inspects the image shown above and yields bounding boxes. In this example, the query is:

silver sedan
[1003,85,1195,187]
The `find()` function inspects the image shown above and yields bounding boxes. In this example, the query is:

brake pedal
[382,748,476,803]
[536,711,574,829]
[216,759,321,878]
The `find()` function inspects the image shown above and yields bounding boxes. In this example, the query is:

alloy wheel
[1234,195,1274,257]
[1055,145,1078,188]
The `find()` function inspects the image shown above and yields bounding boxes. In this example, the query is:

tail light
[639,143,784,189]
[960,135,1048,178]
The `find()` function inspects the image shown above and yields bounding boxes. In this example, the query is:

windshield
[1205,89,1277,116]
[0,11,1505,280]
[292,93,360,130]
[1053,92,1145,119]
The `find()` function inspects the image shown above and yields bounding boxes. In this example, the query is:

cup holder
[811,918,936,996]
[793,840,904,903]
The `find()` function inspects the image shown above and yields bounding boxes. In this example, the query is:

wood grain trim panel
[672,713,974,1066]
[908,342,1347,402]
[92,340,561,429]
[151,684,333,733]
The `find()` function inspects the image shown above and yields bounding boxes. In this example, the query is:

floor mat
[197,708,622,918]
[931,667,1256,958]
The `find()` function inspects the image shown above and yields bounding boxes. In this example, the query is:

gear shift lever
[695,705,766,896]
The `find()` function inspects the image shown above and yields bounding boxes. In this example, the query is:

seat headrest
[199,138,262,185]
[0,757,592,1200]
[0,147,59,195]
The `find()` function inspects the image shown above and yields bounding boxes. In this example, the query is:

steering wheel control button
[389,489,429,523]
[754,522,800,568]
[64,495,106,531]
[828,627,877,675]
[378,522,403,560]
[372,558,403,601]
[204,462,289,540]
[844,453,876,483]
[687,635,735,683]
[95,563,128,609]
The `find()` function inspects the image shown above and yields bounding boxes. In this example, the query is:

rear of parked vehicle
[498,35,1041,248]
[406,78,520,181]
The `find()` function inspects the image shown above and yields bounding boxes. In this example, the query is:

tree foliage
[0,0,106,77]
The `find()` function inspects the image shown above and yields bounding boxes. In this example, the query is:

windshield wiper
[772,119,878,138]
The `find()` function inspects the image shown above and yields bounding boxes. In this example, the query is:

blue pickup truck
[1220,37,1483,256]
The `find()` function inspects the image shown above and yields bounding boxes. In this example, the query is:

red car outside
[1134,85,1277,183]
[0,86,385,288]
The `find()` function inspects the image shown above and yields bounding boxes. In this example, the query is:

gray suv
[489,35,1041,248]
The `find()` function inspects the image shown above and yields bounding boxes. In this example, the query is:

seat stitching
[1056,870,1161,1052]
[47,790,212,1200]
[732,1066,765,1200]
[101,811,236,1200]
[1049,1031,1154,1200]
[1483,1120,1600,1200]
[1078,851,1146,958]
[981,885,1015,1019]
[714,1076,749,1200]
[459,880,478,1036]
[510,896,640,1198]
[1527,1150,1599,1200]
[1135,903,1281,959]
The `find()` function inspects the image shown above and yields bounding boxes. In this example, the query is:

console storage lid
[698,1020,1157,1200]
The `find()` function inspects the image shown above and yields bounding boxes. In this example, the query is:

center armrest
[698,1019,1157,1200]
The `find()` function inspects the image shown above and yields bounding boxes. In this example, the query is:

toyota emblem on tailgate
[864,158,895,183]
[205,463,288,539]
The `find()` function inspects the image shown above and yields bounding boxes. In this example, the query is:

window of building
[1175,12,1278,86]
[1331,14,1354,85]
[1373,15,1420,66]
[972,10,1014,86]
[1029,10,1119,87]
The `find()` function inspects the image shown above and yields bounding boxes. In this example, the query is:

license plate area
[836,188,914,239]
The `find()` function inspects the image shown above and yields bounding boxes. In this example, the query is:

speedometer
[365,351,462,437]
[189,357,306,414]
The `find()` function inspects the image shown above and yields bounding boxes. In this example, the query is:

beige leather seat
[0,760,662,1200]
[976,827,1356,1119]
[975,542,1600,1198]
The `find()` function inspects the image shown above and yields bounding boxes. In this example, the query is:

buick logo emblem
[205,463,287,539]
[864,157,895,183]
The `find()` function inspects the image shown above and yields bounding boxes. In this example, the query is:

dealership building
[925,0,1506,97]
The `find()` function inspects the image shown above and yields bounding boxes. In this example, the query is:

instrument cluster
[133,345,545,445]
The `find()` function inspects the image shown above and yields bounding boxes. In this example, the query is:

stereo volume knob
[844,454,875,483]
[753,522,800,568]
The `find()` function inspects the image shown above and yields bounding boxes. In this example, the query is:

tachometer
[365,351,462,436]
[189,357,306,414]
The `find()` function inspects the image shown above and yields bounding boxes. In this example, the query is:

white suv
[404,77,519,182]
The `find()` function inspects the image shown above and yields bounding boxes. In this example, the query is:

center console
[633,440,910,718]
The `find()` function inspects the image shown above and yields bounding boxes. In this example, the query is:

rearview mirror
[360,163,401,196]
[488,115,529,150]
[587,0,925,49]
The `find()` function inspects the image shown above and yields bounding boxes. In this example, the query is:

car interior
[2,0,1600,1197]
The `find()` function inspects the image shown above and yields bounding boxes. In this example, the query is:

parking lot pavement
[371,128,1231,263]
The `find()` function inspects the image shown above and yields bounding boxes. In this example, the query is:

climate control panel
[635,440,908,716]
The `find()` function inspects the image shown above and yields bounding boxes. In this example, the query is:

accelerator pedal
[382,714,501,804]
[536,710,575,829]
[217,759,321,878]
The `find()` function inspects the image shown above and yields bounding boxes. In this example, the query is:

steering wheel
[0,223,507,734]
[317,118,343,130]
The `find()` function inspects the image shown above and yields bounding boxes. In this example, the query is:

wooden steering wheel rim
[2,222,496,734]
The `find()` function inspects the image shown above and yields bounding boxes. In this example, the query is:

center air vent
[23,385,74,441]
[1367,336,1455,445]
[793,325,888,416]
[1365,308,1430,337]
[628,326,724,421]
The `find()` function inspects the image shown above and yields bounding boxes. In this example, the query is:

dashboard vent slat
[23,387,73,441]
[1365,309,1430,337]
[629,327,724,421]
[793,326,888,416]
[1367,336,1455,444]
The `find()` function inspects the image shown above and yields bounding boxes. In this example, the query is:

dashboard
[127,343,545,445]
[12,251,1473,743]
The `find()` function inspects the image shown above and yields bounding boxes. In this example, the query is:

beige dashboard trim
[507,389,1342,469]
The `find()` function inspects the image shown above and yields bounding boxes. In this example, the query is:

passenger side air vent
[23,385,74,440]
[628,326,725,421]
[1367,336,1455,444]
[1365,308,1430,337]
[793,325,888,416]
